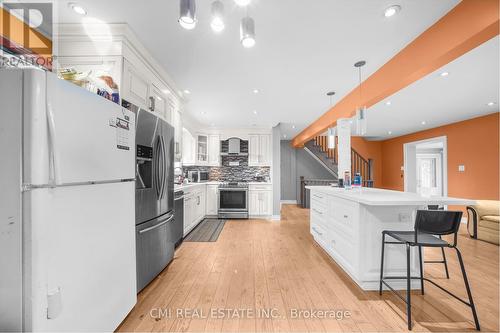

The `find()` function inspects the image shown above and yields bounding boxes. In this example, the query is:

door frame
[403,136,448,196]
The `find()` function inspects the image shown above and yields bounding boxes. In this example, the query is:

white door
[259,191,272,216]
[208,135,220,166]
[249,135,259,166]
[249,191,260,215]
[206,185,218,215]
[27,182,136,331]
[416,153,443,196]
[197,135,208,165]
[122,59,150,109]
[150,85,167,120]
[259,135,271,166]
[33,71,135,185]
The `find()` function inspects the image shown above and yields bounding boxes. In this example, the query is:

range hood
[220,137,249,156]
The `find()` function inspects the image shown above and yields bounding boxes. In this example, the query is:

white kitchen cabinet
[182,128,196,166]
[149,84,168,118]
[196,134,209,165]
[173,109,183,161]
[183,185,207,236]
[183,193,195,236]
[208,134,220,166]
[249,134,271,166]
[249,184,272,217]
[122,59,150,109]
[206,184,218,216]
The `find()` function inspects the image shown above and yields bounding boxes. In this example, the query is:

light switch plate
[458,165,465,172]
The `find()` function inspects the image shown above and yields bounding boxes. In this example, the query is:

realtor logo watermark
[149,307,352,321]
[0,1,54,69]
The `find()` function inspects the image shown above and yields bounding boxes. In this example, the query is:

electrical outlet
[458,165,465,172]
[399,213,411,222]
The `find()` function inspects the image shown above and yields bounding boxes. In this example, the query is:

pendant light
[354,60,367,136]
[210,1,225,32]
[240,14,256,48]
[327,127,336,149]
[179,0,196,30]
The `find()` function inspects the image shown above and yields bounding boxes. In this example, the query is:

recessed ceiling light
[68,3,87,15]
[388,131,392,135]
[384,5,401,18]
[183,89,191,94]
[252,110,258,115]
[234,0,251,7]
[201,111,206,115]
[487,102,496,106]
[440,72,449,77]
[421,121,426,125]
[386,101,392,106]
[283,134,287,139]
[292,125,296,129]
[253,89,259,94]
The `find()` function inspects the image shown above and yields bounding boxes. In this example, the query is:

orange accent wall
[351,137,382,188]
[380,113,500,202]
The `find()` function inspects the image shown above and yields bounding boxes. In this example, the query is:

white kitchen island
[306,186,475,290]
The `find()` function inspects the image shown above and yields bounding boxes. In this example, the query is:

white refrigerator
[0,69,137,331]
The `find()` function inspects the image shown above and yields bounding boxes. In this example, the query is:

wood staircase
[312,136,374,187]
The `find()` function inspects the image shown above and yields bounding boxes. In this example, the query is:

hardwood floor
[118,205,499,332]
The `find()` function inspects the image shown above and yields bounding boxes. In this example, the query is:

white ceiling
[363,35,499,140]
[55,0,465,138]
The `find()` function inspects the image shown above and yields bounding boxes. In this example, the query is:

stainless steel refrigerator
[127,103,175,292]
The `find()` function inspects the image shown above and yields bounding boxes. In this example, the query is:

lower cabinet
[183,185,207,236]
[206,185,218,216]
[249,185,272,217]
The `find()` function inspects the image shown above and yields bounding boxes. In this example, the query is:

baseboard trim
[271,215,281,221]
[281,200,297,205]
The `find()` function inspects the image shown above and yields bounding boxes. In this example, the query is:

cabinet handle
[343,215,348,219]
[312,227,323,236]
[148,96,155,111]
[313,208,323,215]
[313,194,323,199]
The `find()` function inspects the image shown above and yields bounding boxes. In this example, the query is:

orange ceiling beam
[291,0,499,148]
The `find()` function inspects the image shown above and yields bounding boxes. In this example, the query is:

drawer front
[310,221,328,246]
[330,198,356,236]
[249,184,272,191]
[310,191,328,206]
[328,231,355,272]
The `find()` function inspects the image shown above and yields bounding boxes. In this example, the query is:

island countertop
[305,186,475,206]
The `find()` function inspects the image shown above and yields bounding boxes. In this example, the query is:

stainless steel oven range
[218,182,249,219]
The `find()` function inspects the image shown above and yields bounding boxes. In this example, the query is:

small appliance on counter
[187,170,199,182]
[199,171,209,181]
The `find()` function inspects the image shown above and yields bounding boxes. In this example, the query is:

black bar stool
[426,205,450,279]
[379,210,480,331]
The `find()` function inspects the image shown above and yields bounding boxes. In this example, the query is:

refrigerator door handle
[138,213,174,234]
[159,135,167,199]
[46,102,60,186]
[153,137,161,198]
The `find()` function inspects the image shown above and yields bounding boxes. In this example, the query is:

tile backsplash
[183,156,270,182]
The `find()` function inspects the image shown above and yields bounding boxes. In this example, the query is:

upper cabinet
[208,134,220,166]
[195,134,220,166]
[196,134,208,165]
[182,128,196,166]
[249,134,271,166]
[55,24,183,127]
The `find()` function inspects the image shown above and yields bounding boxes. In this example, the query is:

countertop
[175,181,272,191]
[305,186,475,206]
